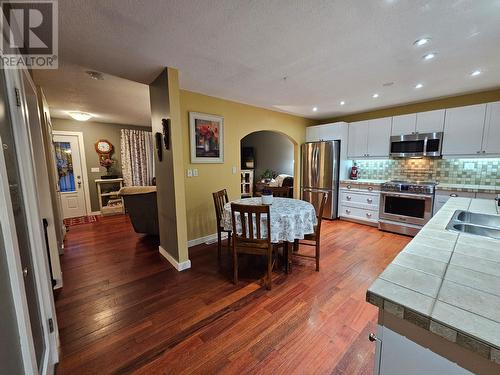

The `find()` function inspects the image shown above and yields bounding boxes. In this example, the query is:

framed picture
[189,112,224,163]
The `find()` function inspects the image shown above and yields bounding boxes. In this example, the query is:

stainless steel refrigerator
[301,141,340,219]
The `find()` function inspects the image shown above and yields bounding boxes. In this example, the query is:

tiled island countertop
[367,197,500,364]
[436,183,500,194]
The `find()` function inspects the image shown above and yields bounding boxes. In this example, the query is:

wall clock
[95,139,113,155]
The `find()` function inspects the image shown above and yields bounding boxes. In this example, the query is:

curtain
[120,129,155,186]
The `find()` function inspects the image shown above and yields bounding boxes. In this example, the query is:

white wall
[241,131,294,180]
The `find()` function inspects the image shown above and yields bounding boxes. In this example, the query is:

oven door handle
[381,192,433,200]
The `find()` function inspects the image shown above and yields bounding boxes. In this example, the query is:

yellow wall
[323,88,500,123]
[179,90,314,241]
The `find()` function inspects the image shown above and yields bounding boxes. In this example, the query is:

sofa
[118,186,159,236]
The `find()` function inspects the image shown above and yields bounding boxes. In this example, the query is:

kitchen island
[367,197,500,374]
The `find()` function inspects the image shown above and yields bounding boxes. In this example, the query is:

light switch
[232,166,237,174]
[187,169,193,177]
[91,167,100,173]
[193,168,198,177]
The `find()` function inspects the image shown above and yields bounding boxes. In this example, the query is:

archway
[240,130,297,198]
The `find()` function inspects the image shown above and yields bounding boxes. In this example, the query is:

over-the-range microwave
[390,132,443,158]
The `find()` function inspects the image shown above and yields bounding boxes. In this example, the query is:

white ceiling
[37,0,500,123]
[33,63,151,126]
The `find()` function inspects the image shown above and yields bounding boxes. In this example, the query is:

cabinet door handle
[347,185,351,189]
[367,198,373,203]
[345,209,351,214]
[482,150,486,154]
[450,193,458,197]
[476,151,481,154]
[369,333,381,343]
[368,187,373,191]
[346,196,352,200]
[366,212,372,217]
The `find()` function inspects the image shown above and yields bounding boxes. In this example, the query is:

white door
[416,109,445,133]
[53,134,88,218]
[368,117,392,157]
[347,120,369,158]
[391,114,416,136]
[442,104,486,156]
[482,101,500,155]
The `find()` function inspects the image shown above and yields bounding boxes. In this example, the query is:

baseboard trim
[188,232,227,248]
[159,246,191,271]
[90,211,101,216]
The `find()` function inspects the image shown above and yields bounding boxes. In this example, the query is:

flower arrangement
[99,157,114,173]
[261,188,273,196]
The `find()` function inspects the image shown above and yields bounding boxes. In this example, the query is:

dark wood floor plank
[55,215,409,374]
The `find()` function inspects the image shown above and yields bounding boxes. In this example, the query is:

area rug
[64,215,100,227]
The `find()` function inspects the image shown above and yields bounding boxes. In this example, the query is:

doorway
[53,131,91,219]
[240,131,295,197]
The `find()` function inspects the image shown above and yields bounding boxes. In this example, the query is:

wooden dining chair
[268,186,291,198]
[231,203,274,290]
[292,192,328,271]
[212,189,231,260]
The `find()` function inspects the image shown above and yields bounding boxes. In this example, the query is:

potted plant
[261,188,273,205]
[261,169,277,183]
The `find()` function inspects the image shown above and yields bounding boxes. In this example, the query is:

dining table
[222,196,317,244]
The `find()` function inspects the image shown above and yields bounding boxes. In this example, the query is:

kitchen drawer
[434,191,475,214]
[341,191,380,209]
[340,182,380,193]
[340,205,379,224]
[435,191,475,203]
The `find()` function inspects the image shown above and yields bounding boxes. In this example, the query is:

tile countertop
[367,197,500,364]
[436,183,500,194]
[340,179,386,185]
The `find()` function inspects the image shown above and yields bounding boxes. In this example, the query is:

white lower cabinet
[375,325,472,375]
[339,183,380,226]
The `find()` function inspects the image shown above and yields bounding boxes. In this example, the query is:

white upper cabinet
[391,114,416,136]
[415,109,445,133]
[347,120,369,158]
[482,101,500,155]
[348,118,391,158]
[368,117,392,157]
[306,126,322,142]
[442,104,487,156]
[306,122,348,142]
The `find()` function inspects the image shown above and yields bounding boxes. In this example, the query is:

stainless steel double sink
[446,210,500,240]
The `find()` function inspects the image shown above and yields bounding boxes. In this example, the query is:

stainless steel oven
[378,181,435,236]
[390,132,443,158]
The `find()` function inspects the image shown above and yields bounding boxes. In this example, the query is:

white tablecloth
[223,197,317,243]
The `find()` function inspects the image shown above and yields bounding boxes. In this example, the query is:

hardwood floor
[55,214,410,374]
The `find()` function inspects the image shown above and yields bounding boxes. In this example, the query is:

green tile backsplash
[353,158,500,186]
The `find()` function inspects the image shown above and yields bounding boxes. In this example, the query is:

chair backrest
[268,186,290,198]
[212,189,229,229]
[315,192,328,235]
[230,203,271,246]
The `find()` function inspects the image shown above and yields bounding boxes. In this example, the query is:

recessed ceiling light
[340,101,345,106]
[372,93,379,98]
[68,111,93,121]
[414,38,431,47]
[415,83,423,89]
[312,107,318,112]
[470,70,481,77]
[423,52,436,61]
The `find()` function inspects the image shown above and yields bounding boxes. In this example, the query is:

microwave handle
[423,136,428,156]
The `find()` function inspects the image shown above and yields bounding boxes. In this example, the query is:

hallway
[55,216,410,374]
